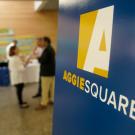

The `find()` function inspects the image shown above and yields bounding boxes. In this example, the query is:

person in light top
[33,38,44,58]
[31,38,45,98]
[6,40,18,60]
[8,45,29,109]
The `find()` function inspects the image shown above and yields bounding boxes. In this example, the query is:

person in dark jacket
[36,37,55,110]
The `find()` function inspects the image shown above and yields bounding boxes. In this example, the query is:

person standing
[36,37,55,110]
[8,46,29,108]
[32,38,44,98]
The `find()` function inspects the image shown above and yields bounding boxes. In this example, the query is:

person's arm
[27,47,42,62]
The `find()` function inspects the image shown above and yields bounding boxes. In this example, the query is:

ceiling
[35,0,58,11]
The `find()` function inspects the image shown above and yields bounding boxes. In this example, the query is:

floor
[0,83,53,135]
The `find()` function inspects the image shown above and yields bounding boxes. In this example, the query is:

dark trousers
[37,79,41,96]
[15,83,24,105]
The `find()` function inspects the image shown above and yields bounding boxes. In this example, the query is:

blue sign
[53,0,135,135]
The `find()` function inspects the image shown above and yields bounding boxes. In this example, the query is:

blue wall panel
[53,0,135,135]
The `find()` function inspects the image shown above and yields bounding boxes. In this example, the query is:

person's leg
[49,77,55,104]
[15,84,23,105]
[41,77,51,106]
[33,78,42,98]
[15,83,29,108]
[38,79,42,95]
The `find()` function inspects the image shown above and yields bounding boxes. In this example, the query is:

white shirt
[34,47,44,58]
[9,56,25,85]
[6,42,15,60]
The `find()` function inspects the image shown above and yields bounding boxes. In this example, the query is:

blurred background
[0,0,58,135]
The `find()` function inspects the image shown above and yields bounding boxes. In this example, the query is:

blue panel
[53,0,135,135]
